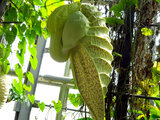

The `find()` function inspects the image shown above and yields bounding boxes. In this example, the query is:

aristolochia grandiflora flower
[47,2,113,120]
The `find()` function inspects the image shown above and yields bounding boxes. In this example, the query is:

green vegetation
[0,0,160,120]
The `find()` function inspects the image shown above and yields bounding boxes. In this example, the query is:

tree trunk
[115,5,134,120]
[0,0,7,18]
[0,0,7,42]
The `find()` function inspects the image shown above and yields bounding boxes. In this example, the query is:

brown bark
[0,0,7,43]
[0,0,7,18]
[114,5,134,120]
[131,1,159,119]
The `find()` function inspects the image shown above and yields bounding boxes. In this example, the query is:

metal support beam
[56,60,71,120]
[38,75,73,87]
[14,36,46,120]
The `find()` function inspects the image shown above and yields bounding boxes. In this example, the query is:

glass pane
[64,88,91,120]
[0,101,15,120]
[30,107,57,120]
[30,84,60,120]
[34,84,60,105]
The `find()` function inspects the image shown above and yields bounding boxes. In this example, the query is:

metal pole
[56,60,71,120]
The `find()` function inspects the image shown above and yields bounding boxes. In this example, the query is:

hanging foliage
[0,0,64,111]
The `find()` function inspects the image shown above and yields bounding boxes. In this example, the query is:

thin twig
[10,0,19,10]
[85,104,87,119]
[10,0,23,13]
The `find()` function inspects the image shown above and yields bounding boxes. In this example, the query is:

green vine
[0,0,64,110]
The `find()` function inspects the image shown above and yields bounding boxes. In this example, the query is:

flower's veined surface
[47,2,113,120]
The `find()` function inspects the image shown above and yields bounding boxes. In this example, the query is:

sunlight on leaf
[30,56,38,70]
[16,51,24,65]
[13,79,23,95]
[15,64,23,81]
[23,84,31,92]
[106,17,124,25]
[0,25,3,36]
[28,44,37,57]
[38,102,45,112]
[41,20,47,29]
[33,0,42,5]
[52,100,62,114]
[26,72,34,84]
[150,106,160,118]
[68,93,83,108]
[25,29,36,45]
[46,0,64,16]
[141,28,153,36]
[28,94,35,104]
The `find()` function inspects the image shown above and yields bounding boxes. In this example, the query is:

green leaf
[28,94,35,104]
[13,79,18,90]
[110,0,138,17]
[149,84,159,97]
[20,3,32,21]
[136,114,146,120]
[4,45,11,59]
[38,102,45,112]
[16,37,27,65]
[4,7,17,21]
[23,84,31,92]
[18,37,27,52]
[156,0,160,2]
[141,28,153,36]
[0,25,3,36]
[16,24,27,39]
[154,97,160,110]
[40,7,47,18]
[33,21,42,37]
[126,0,138,6]
[106,17,124,25]
[150,106,160,118]
[25,29,36,45]
[28,44,37,57]
[16,51,25,65]
[4,26,17,44]
[110,2,125,17]
[2,59,10,74]
[33,0,42,5]
[0,44,5,58]
[68,93,83,108]
[112,52,122,58]
[52,100,62,114]
[30,56,38,70]
[15,64,23,81]
[26,72,34,84]
[46,0,64,16]
[13,79,23,95]
[41,20,46,29]
[12,0,23,8]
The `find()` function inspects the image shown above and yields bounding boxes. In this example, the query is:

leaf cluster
[1,0,64,108]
